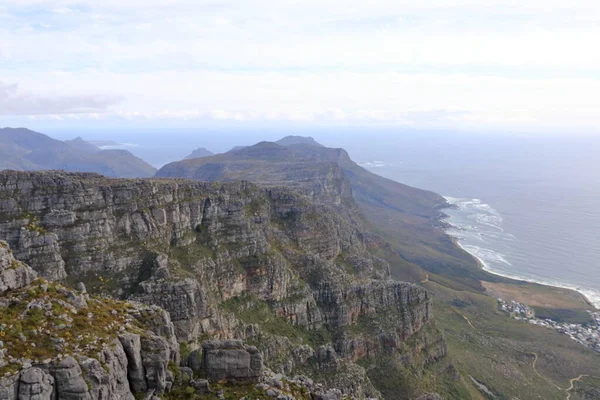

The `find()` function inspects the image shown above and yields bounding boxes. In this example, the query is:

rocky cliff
[0,170,446,398]
[156,140,480,287]
[0,240,180,399]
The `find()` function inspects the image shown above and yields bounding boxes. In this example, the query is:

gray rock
[79,339,134,400]
[51,356,91,400]
[140,335,171,394]
[118,333,146,393]
[0,242,37,294]
[75,283,86,294]
[202,340,264,383]
[0,373,19,400]
[190,379,211,394]
[18,367,54,400]
[184,349,203,373]
[66,291,87,310]
[314,389,342,400]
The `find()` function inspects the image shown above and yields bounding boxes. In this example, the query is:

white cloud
[49,6,73,14]
[1,0,600,131]
[0,81,121,115]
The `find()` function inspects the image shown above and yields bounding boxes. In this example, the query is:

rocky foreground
[0,170,453,398]
[2,240,395,400]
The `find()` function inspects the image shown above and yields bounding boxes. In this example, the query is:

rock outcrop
[201,340,264,382]
[0,170,446,398]
[0,241,179,400]
[0,242,36,292]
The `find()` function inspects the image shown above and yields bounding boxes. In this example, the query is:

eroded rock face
[0,242,180,400]
[0,171,443,399]
[201,340,264,383]
[18,367,54,400]
[117,334,146,393]
[0,241,37,293]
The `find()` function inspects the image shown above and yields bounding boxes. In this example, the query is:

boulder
[51,356,91,400]
[0,241,37,293]
[201,340,263,383]
[18,368,54,400]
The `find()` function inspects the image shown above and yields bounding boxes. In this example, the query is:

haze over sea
[47,128,600,308]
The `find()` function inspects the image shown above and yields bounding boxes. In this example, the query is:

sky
[1,0,600,133]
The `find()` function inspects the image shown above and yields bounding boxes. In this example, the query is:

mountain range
[0,127,156,178]
[0,129,599,399]
[158,136,479,286]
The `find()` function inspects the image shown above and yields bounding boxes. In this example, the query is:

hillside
[0,127,156,178]
[156,139,480,286]
[0,170,462,398]
[1,139,599,398]
[185,147,215,159]
[276,135,324,147]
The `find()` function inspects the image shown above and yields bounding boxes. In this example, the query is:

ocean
[333,131,600,308]
[46,127,600,307]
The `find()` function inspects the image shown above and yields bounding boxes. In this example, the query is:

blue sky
[1,0,600,132]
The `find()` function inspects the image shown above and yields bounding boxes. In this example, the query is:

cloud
[0,0,600,131]
[49,6,73,14]
[0,82,122,115]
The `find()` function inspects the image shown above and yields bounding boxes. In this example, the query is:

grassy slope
[341,159,520,292]
[346,158,600,398]
[422,281,600,399]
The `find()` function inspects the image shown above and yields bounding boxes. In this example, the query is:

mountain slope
[64,136,101,153]
[276,135,324,147]
[156,140,481,286]
[184,147,214,159]
[0,169,461,398]
[0,127,156,178]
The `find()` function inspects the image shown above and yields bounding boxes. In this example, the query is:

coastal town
[498,299,600,353]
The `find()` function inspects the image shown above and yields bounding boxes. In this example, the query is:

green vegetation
[220,295,331,348]
[244,198,268,217]
[163,382,290,400]
[0,279,144,376]
[532,307,594,325]
[423,280,600,399]
[360,354,474,400]
[23,212,47,234]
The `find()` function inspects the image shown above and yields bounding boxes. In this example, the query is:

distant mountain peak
[0,127,155,178]
[64,137,100,153]
[276,135,324,147]
[184,147,215,160]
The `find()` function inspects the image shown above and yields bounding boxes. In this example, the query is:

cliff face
[0,240,180,400]
[0,170,444,398]
[156,140,479,286]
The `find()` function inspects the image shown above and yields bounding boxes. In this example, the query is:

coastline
[440,199,600,310]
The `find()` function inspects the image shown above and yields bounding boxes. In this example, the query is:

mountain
[1,239,348,399]
[0,127,156,178]
[1,164,599,398]
[227,145,247,153]
[184,147,214,159]
[276,135,324,147]
[63,136,101,153]
[0,170,455,398]
[156,139,479,286]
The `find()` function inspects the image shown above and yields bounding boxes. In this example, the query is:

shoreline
[440,201,600,310]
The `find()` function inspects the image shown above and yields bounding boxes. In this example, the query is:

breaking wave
[443,196,600,308]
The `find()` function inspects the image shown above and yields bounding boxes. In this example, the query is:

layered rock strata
[0,170,444,398]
